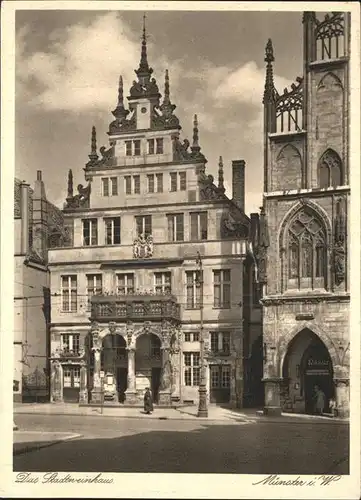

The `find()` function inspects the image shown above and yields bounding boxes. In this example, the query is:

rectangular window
[156,138,164,154]
[185,270,201,309]
[110,177,118,196]
[133,175,140,194]
[221,365,231,388]
[156,173,163,193]
[86,274,102,307]
[147,174,155,193]
[116,273,134,295]
[170,172,177,192]
[151,335,161,357]
[167,213,184,242]
[125,141,132,156]
[213,270,231,308]
[222,332,231,355]
[154,272,171,294]
[184,332,199,342]
[102,178,109,197]
[125,176,132,195]
[63,366,80,388]
[133,140,141,156]
[190,212,208,241]
[210,332,219,353]
[135,215,152,237]
[184,352,200,386]
[82,219,98,246]
[104,217,121,245]
[61,275,77,312]
[148,139,155,155]
[102,178,117,196]
[179,171,187,191]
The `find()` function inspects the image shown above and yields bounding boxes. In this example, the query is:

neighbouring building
[257,11,350,417]
[14,171,70,402]
[47,21,261,406]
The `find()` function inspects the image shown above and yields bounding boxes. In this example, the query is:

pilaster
[125,347,137,404]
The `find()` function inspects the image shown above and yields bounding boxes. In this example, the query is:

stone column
[51,360,62,402]
[263,377,282,416]
[125,348,137,404]
[334,378,349,418]
[159,347,172,406]
[91,348,102,404]
[79,362,88,404]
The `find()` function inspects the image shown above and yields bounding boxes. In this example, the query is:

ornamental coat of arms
[133,234,154,258]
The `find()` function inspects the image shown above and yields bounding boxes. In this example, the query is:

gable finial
[118,75,124,107]
[263,39,276,104]
[164,69,170,105]
[67,169,73,198]
[191,114,201,153]
[89,126,98,161]
[218,156,225,192]
[137,12,150,75]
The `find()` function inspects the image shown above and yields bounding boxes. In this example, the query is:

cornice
[261,293,350,306]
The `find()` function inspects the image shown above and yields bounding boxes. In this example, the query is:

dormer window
[156,138,163,154]
[148,139,155,155]
[125,140,141,157]
[147,138,164,155]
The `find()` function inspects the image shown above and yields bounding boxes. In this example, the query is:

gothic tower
[259,12,350,417]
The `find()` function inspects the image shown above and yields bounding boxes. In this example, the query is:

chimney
[20,182,30,255]
[232,160,246,211]
[33,170,48,259]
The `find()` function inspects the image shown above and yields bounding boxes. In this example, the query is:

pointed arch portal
[282,329,334,414]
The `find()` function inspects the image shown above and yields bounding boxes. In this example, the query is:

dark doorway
[63,365,80,403]
[302,340,334,414]
[151,368,161,404]
[116,367,128,403]
[210,365,231,403]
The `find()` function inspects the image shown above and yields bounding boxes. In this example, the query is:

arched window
[287,209,327,289]
[318,149,342,188]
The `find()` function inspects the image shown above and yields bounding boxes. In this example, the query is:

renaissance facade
[48,23,260,406]
[257,12,350,417]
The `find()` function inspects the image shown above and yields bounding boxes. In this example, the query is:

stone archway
[101,334,128,403]
[135,332,162,403]
[281,328,334,414]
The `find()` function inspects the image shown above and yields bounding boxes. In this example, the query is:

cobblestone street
[13,413,349,474]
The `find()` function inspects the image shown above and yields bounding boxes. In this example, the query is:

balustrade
[90,294,180,323]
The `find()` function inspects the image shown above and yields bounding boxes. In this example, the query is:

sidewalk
[13,430,82,456]
[13,402,348,424]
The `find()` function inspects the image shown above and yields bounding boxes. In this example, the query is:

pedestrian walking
[144,387,153,415]
[313,385,326,415]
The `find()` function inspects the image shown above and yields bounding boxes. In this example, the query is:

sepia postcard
[1,1,360,498]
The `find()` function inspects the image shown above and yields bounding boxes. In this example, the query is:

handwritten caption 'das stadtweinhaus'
[15,472,114,484]
[253,475,342,487]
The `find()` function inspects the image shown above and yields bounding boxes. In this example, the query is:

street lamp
[196,251,208,418]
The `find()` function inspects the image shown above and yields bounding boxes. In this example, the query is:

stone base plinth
[124,390,138,405]
[91,389,103,404]
[335,407,349,419]
[158,390,171,406]
[79,390,88,404]
[263,406,282,416]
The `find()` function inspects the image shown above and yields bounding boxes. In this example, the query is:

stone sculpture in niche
[333,197,346,286]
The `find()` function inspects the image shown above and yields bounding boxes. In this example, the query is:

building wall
[261,12,350,417]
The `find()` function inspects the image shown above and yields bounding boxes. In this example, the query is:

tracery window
[319,149,342,188]
[287,209,327,289]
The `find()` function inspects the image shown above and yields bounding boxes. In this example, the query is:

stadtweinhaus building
[47,22,261,407]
